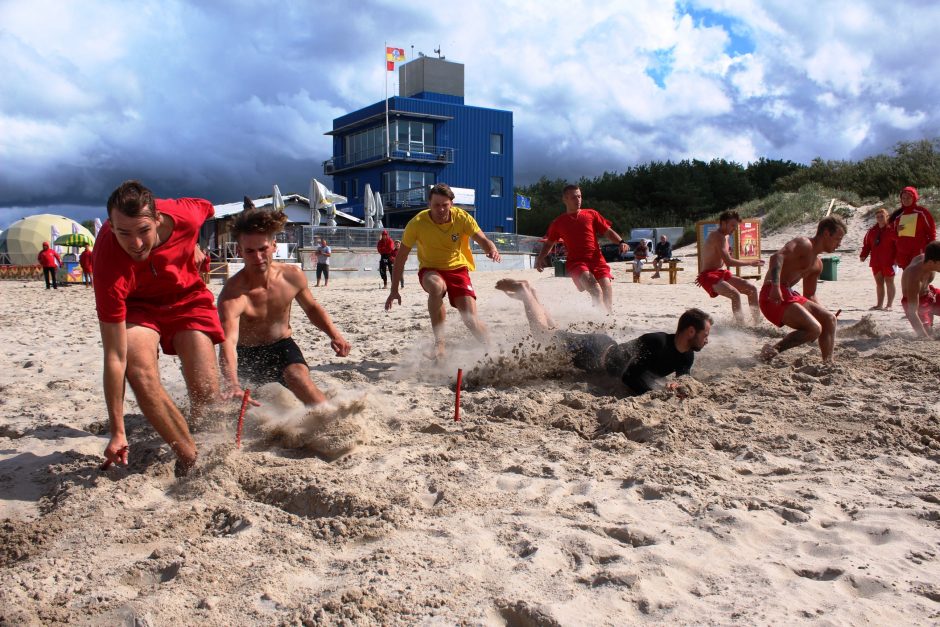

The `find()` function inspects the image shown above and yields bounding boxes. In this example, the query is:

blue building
[324,56,515,232]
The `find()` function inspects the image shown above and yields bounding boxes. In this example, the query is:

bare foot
[424,340,446,361]
[758,343,778,363]
[884,305,893,311]
[495,278,529,299]
[869,305,883,310]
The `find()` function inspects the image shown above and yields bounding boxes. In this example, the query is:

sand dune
[1,206,939,624]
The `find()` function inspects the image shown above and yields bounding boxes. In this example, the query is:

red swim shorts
[759,282,809,327]
[125,288,225,355]
[419,266,476,307]
[566,258,613,286]
[901,285,940,328]
[696,269,733,298]
[870,265,895,278]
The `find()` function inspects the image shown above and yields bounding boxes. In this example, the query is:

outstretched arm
[99,321,130,466]
[217,294,254,401]
[386,244,411,310]
[293,271,350,356]
[471,231,501,263]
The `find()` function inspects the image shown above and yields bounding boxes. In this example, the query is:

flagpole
[385,41,390,160]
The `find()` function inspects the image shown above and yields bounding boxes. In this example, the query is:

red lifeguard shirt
[545,209,611,265]
[860,224,896,271]
[93,198,214,323]
[79,249,93,273]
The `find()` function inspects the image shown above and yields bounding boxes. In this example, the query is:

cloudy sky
[2,0,939,228]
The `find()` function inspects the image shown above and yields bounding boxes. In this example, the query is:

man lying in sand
[759,215,846,362]
[697,210,764,325]
[899,240,940,338]
[385,183,501,359]
[496,279,711,395]
[94,180,224,476]
[218,202,351,405]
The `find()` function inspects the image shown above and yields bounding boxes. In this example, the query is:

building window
[351,178,358,199]
[490,133,503,155]
[490,176,503,197]
[345,126,386,164]
[383,170,434,205]
[391,120,435,153]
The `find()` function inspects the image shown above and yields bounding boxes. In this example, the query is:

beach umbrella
[272,185,285,212]
[51,225,62,255]
[308,178,321,227]
[94,217,102,237]
[374,190,385,229]
[363,183,375,228]
[54,233,94,248]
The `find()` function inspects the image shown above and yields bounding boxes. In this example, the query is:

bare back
[901,255,934,302]
[701,229,731,272]
[219,263,304,346]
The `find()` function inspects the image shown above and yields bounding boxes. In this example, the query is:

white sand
[1,206,939,625]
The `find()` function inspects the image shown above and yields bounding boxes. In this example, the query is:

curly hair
[231,205,288,240]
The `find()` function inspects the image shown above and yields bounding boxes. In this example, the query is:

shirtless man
[759,215,846,362]
[697,210,764,324]
[496,278,711,395]
[535,185,628,314]
[217,207,351,405]
[899,241,940,338]
[95,180,224,475]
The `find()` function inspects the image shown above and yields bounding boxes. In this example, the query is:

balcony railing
[323,142,454,174]
[380,186,430,211]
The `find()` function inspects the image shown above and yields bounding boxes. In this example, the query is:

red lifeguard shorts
[126,289,225,356]
[871,265,895,278]
[419,267,476,307]
[901,285,940,327]
[566,259,613,286]
[696,269,733,298]
[759,282,809,327]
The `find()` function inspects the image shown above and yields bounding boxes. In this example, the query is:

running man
[217,206,351,405]
[94,180,225,475]
[385,183,501,360]
[697,210,764,324]
[496,279,711,395]
[758,216,846,362]
[535,184,628,314]
[899,241,940,338]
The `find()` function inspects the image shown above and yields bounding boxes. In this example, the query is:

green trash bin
[820,256,840,281]
[554,258,567,277]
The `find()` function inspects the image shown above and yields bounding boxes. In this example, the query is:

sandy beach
[1,207,939,625]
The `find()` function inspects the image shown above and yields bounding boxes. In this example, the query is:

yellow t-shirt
[402,207,480,271]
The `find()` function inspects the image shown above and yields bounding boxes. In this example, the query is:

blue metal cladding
[328,95,514,233]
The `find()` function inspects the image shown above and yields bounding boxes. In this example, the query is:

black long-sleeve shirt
[608,332,693,394]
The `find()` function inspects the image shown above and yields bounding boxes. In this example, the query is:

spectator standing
[37,241,62,290]
[79,244,94,287]
[859,208,898,310]
[315,237,331,287]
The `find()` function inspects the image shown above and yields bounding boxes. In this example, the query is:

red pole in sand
[236,388,251,448]
[835,309,842,318]
[454,369,463,422]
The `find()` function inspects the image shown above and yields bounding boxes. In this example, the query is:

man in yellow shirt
[385,183,501,359]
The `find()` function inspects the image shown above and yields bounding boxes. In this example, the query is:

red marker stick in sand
[835,309,842,318]
[454,369,463,422]
[236,388,251,448]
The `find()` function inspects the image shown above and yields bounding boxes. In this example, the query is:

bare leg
[573,271,603,309]
[454,295,490,346]
[884,274,896,309]
[652,260,661,278]
[173,330,221,422]
[125,326,197,471]
[803,300,837,361]
[597,277,614,313]
[872,273,885,309]
[495,279,556,343]
[725,275,761,324]
[421,272,448,359]
[713,281,747,325]
[760,303,823,361]
[282,363,327,405]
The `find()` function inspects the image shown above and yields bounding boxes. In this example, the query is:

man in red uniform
[37,241,62,290]
[891,186,935,269]
[859,207,897,309]
[377,229,395,288]
[534,185,628,313]
[79,244,94,287]
[94,180,225,476]
[759,216,846,362]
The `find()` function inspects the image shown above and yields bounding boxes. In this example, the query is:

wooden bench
[630,259,684,284]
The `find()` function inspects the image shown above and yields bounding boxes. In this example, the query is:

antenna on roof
[434,45,444,60]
